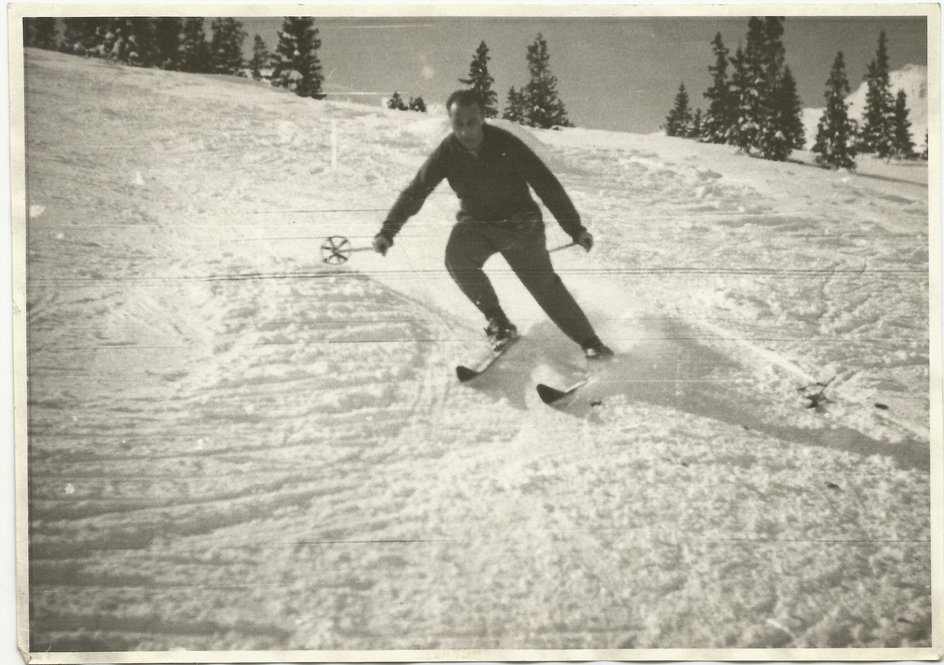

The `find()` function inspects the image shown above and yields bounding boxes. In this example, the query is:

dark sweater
[381,123,585,241]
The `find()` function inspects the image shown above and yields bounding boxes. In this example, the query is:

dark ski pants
[444,216,597,347]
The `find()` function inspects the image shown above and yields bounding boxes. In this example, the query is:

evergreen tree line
[459,34,574,129]
[807,30,922,168]
[665,17,807,162]
[390,33,576,127]
[24,16,327,100]
[387,92,427,113]
[664,18,924,168]
[27,18,576,127]
[24,17,573,128]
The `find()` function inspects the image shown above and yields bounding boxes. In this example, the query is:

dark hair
[446,89,485,114]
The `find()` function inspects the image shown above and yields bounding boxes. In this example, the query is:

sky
[238,15,929,133]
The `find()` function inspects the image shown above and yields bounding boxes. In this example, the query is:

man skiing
[373,89,613,360]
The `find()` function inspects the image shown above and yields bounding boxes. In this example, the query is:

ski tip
[456,366,479,382]
[536,383,567,404]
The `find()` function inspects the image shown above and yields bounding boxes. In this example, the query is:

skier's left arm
[374,144,448,255]
[512,138,593,250]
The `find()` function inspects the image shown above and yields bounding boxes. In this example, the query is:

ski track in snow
[23,50,932,652]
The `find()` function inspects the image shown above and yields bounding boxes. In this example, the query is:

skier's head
[446,89,486,115]
[447,90,486,151]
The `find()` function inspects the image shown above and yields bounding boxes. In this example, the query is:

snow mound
[491,119,569,171]
[398,114,451,150]
[847,64,928,129]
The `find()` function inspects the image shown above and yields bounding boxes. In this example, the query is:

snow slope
[802,64,929,152]
[22,49,933,655]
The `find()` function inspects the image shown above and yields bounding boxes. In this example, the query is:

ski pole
[549,242,578,253]
[323,236,581,265]
[320,235,374,264]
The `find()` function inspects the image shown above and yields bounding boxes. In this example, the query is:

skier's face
[449,103,485,151]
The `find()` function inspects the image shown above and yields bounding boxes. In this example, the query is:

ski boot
[485,314,518,352]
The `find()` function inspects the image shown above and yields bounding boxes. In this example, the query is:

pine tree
[387,92,408,111]
[250,35,270,80]
[763,64,804,160]
[723,17,797,160]
[690,109,703,139]
[460,41,499,118]
[664,83,693,137]
[151,18,182,69]
[727,45,758,151]
[735,18,769,152]
[61,18,100,54]
[859,30,895,157]
[24,18,58,50]
[921,131,928,161]
[502,86,527,123]
[755,17,794,160]
[178,18,211,73]
[123,18,157,66]
[271,17,325,99]
[813,52,857,169]
[891,89,914,158]
[209,18,246,75]
[523,33,573,129]
[409,96,427,113]
[702,32,733,143]
[98,20,125,60]
[777,66,806,149]
[762,17,786,78]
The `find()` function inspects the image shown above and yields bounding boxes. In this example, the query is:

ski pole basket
[320,235,353,264]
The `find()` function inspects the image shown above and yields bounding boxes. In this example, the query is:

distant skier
[374,89,613,360]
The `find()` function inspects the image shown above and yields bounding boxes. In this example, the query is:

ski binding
[456,338,517,382]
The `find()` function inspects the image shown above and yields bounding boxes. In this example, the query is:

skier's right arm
[376,147,447,252]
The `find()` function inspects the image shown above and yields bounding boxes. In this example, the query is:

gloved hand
[373,233,393,256]
[574,230,594,252]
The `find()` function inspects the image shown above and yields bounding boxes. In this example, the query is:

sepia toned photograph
[9,3,941,663]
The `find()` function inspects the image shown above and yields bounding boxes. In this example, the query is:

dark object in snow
[590,400,603,407]
[456,336,519,382]
[798,376,835,409]
[826,481,842,491]
[875,402,890,410]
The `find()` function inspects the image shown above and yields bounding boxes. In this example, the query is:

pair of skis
[455,339,589,405]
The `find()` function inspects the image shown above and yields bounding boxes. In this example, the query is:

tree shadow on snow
[783,155,928,188]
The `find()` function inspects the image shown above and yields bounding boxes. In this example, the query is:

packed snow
[22,49,933,655]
